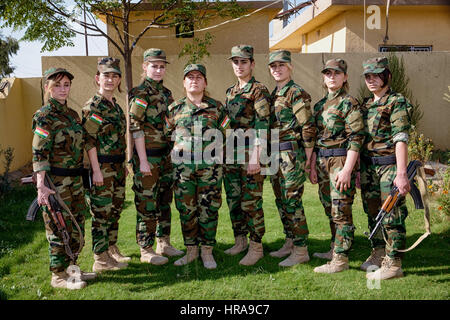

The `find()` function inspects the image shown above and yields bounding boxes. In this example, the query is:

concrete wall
[0,78,42,173]
[2,52,447,172]
[108,9,278,57]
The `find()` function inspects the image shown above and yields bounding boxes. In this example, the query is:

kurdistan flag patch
[90,113,103,125]
[34,127,49,139]
[221,115,230,129]
[135,98,148,109]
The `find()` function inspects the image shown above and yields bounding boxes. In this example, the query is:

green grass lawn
[1,178,449,300]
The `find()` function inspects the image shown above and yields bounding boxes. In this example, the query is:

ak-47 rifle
[365,160,434,245]
[21,174,83,263]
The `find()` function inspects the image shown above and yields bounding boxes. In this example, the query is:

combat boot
[279,246,310,267]
[174,245,199,266]
[140,246,169,265]
[360,247,385,271]
[108,244,131,263]
[269,238,293,258]
[313,252,349,274]
[51,271,87,290]
[239,240,264,266]
[156,236,184,257]
[313,243,334,260]
[224,235,248,256]
[200,245,217,269]
[93,251,128,272]
[366,256,403,280]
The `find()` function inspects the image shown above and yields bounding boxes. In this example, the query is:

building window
[379,45,433,52]
[176,23,194,38]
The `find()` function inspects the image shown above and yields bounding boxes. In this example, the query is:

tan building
[270,0,450,53]
[102,1,282,57]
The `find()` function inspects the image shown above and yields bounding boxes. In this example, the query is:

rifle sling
[382,166,431,252]
[44,175,85,260]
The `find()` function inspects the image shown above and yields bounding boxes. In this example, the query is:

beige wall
[2,52,448,172]
[0,77,42,174]
[108,10,277,58]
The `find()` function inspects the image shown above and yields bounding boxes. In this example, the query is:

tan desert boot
[313,243,334,260]
[174,245,199,266]
[239,240,264,266]
[140,246,169,265]
[156,236,184,257]
[313,252,349,274]
[224,235,248,256]
[51,271,87,290]
[279,246,310,267]
[269,238,293,258]
[360,247,385,271]
[366,256,403,280]
[93,251,128,272]
[200,245,217,269]
[108,244,131,263]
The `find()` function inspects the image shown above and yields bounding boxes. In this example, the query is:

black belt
[279,141,299,151]
[97,154,125,164]
[177,149,217,160]
[317,148,347,158]
[362,154,397,166]
[50,166,85,177]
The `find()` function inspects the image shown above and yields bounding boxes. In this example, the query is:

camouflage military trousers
[270,148,309,247]
[174,163,222,246]
[317,154,356,256]
[42,175,88,272]
[224,163,265,243]
[132,154,173,248]
[360,160,408,259]
[89,162,125,254]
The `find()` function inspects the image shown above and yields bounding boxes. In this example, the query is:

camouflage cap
[363,56,389,74]
[43,67,74,81]
[268,50,291,65]
[183,64,207,78]
[229,44,254,60]
[322,58,347,74]
[144,48,169,63]
[97,57,121,75]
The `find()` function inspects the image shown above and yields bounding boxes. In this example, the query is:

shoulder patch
[34,126,50,139]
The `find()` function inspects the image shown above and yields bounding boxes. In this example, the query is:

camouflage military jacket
[271,80,316,148]
[313,88,364,152]
[32,98,84,172]
[361,88,411,157]
[164,96,228,153]
[129,77,174,149]
[81,92,126,156]
[225,76,271,137]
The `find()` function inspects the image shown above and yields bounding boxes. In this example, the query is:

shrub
[408,125,434,163]
[0,145,14,197]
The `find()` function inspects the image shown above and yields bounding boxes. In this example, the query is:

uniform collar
[185,96,212,114]
[368,87,392,106]
[326,87,345,101]
[49,98,68,112]
[145,76,163,90]
[274,79,294,96]
[95,91,117,106]
[233,76,255,94]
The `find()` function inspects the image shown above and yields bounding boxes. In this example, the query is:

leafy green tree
[0,33,19,77]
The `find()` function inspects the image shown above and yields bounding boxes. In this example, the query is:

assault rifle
[365,160,434,241]
[21,174,82,263]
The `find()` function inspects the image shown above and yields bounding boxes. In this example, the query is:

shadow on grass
[89,231,450,290]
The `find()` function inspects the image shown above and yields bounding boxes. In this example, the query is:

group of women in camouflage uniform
[32,44,412,290]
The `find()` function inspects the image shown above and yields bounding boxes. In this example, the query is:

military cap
[97,57,121,75]
[183,64,207,78]
[363,56,389,74]
[43,67,74,81]
[144,48,169,63]
[229,45,254,60]
[268,50,291,65]
[322,58,347,74]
